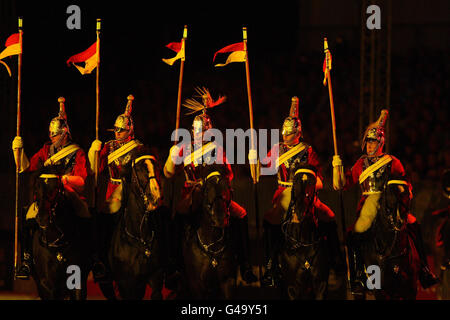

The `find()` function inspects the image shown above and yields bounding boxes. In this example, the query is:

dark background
[0,0,449,294]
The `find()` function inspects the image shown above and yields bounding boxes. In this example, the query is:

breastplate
[107,141,134,181]
[360,158,390,195]
[277,144,308,185]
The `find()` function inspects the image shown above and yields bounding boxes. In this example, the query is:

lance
[13,17,23,280]
[242,27,262,283]
[174,25,187,145]
[323,37,352,294]
[94,19,101,190]
[167,26,187,220]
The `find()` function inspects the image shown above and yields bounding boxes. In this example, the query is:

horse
[357,177,421,300]
[278,164,330,300]
[434,207,450,299]
[31,167,90,300]
[108,154,167,300]
[181,165,237,299]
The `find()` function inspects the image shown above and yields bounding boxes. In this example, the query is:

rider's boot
[319,220,347,275]
[346,230,367,296]
[407,221,439,289]
[261,220,282,287]
[16,216,36,280]
[164,212,184,290]
[81,216,107,282]
[235,216,257,284]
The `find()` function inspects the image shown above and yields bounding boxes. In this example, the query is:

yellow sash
[44,144,80,167]
[275,143,307,169]
[359,155,392,185]
[107,140,139,165]
[183,142,216,167]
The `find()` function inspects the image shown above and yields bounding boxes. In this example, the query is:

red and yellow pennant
[162,40,185,65]
[213,42,246,67]
[323,38,332,86]
[66,42,98,75]
[0,33,22,76]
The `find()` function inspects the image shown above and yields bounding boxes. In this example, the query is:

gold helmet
[111,95,134,137]
[362,109,388,155]
[49,97,71,138]
[183,87,226,135]
[282,96,302,137]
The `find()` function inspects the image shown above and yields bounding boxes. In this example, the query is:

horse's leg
[220,277,236,300]
[149,270,164,300]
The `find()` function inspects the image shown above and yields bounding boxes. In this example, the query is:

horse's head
[380,177,410,231]
[130,155,162,212]
[201,166,232,228]
[34,169,65,229]
[287,164,318,223]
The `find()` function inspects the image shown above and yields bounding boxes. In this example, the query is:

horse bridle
[131,155,157,212]
[196,171,229,266]
[282,168,320,249]
[374,179,409,261]
[36,174,67,248]
[124,155,157,257]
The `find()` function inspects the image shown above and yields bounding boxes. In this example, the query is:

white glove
[12,136,29,172]
[332,155,342,168]
[90,140,102,152]
[170,145,180,158]
[12,136,23,150]
[332,155,345,191]
[88,140,102,172]
[248,149,258,164]
[164,145,181,178]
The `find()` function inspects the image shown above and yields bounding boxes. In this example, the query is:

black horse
[181,166,237,299]
[356,178,420,300]
[31,169,90,300]
[434,207,450,299]
[108,155,167,299]
[278,164,330,300]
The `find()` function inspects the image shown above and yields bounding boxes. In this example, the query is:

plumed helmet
[49,97,71,138]
[282,96,302,137]
[112,95,134,136]
[183,87,226,134]
[362,109,388,155]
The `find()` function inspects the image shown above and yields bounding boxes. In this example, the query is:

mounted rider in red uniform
[88,95,162,282]
[260,96,345,287]
[332,109,439,295]
[163,87,257,284]
[12,97,94,279]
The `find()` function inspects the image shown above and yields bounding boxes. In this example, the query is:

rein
[195,171,229,267]
[281,169,319,250]
[36,174,67,248]
[123,155,158,257]
[373,180,410,262]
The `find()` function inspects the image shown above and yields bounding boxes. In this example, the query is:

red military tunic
[97,136,145,203]
[27,142,89,200]
[173,141,245,219]
[263,142,323,205]
[343,154,413,218]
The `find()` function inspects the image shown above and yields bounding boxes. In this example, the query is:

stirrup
[419,266,439,289]
[241,265,257,284]
[261,260,278,287]
[16,262,31,280]
[92,261,107,282]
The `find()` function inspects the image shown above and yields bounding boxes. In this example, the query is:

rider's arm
[63,149,88,194]
[307,147,324,190]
